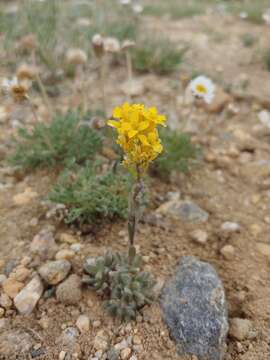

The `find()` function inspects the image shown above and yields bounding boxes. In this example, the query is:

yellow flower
[108,103,166,171]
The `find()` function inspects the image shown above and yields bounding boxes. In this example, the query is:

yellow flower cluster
[108,103,166,171]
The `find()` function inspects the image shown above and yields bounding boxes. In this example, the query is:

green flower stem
[128,169,144,263]
[99,56,107,116]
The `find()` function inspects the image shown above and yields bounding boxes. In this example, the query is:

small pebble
[92,320,101,328]
[0,274,7,285]
[76,314,90,333]
[190,229,208,245]
[59,351,67,360]
[221,222,240,232]
[120,348,131,360]
[0,307,5,317]
[229,318,253,340]
[55,249,75,260]
[220,245,235,260]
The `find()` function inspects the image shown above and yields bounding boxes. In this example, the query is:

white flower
[132,3,143,14]
[262,9,270,24]
[189,75,215,104]
[120,0,131,5]
[239,11,248,19]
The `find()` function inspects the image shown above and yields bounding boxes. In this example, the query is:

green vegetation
[83,249,155,321]
[226,0,269,25]
[9,111,102,170]
[144,0,210,19]
[154,128,198,176]
[263,49,270,71]
[241,33,257,47]
[49,165,131,224]
[132,38,186,75]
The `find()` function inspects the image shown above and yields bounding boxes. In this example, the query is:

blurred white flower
[262,9,270,24]
[133,3,143,14]
[121,39,136,51]
[92,34,104,57]
[239,11,248,19]
[120,0,131,5]
[103,37,121,53]
[66,48,88,65]
[189,75,215,104]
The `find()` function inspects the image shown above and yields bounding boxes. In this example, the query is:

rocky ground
[0,2,270,360]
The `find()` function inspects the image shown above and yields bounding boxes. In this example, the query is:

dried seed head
[2,77,30,102]
[19,34,37,52]
[66,48,88,65]
[16,64,37,81]
[103,37,121,54]
[92,34,105,57]
[121,40,136,51]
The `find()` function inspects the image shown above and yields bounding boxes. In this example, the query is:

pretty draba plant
[83,250,155,321]
[49,164,131,225]
[83,103,165,321]
[9,110,102,169]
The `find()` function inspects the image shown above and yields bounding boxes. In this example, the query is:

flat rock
[157,200,209,223]
[56,274,82,304]
[30,227,57,260]
[0,330,34,358]
[14,276,43,315]
[161,256,228,360]
[38,260,71,285]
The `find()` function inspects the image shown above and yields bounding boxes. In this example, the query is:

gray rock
[14,276,44,315]
[0,329,35,358]
[161,256,228,360]
[38,260,71,285]
[157,200,209,223]
[221,222,240,232]
[59,327,79,346]
[56,274,82,304]
[30,227,57,260]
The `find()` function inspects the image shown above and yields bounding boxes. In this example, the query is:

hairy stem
[128,170,144,263]
[99,56,107,116]
[31,50,53,120]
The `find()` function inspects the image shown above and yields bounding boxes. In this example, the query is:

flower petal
[107,120,120,128]
[128,129,138,138]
